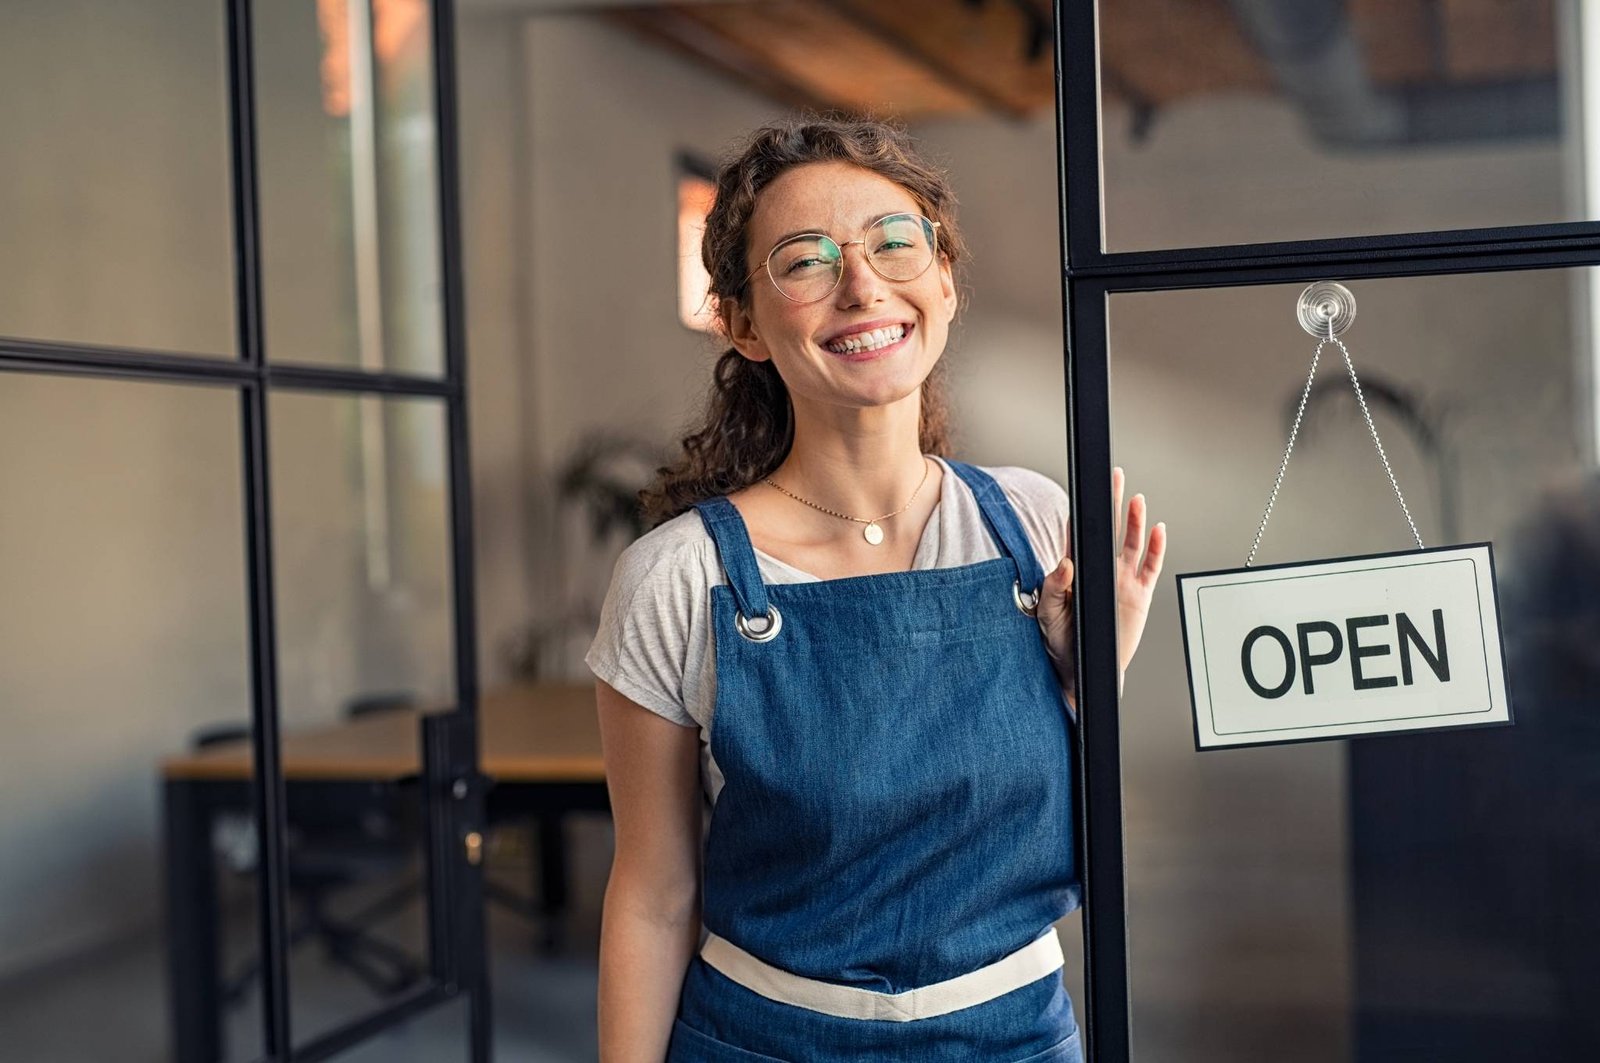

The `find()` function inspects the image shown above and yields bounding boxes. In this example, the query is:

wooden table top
[162,682,604,783]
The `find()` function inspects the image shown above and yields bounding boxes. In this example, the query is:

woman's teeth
[826,324,906,354]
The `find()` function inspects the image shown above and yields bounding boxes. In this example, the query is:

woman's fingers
[1123,492,1146,564]
[1052,554,1074,595]
[1111,466,1125,536]
[1142,521,1168,585]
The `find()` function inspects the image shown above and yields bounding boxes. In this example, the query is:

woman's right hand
[1035,467,1167,708]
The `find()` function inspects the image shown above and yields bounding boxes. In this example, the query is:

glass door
[0,1,486,1060]
[1058,1,1600,1059]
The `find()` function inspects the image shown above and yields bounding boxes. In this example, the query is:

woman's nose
[834,241,886,306]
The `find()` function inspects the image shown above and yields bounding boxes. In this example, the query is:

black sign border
[1175,542,1515,752]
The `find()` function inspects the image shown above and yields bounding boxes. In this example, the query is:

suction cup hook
[1296,281,1357,338]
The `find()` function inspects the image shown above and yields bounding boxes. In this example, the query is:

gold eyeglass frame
[742,213,943,304]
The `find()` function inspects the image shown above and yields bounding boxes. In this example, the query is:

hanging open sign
[1176,282,1511,750]
[1177,544,1511,750]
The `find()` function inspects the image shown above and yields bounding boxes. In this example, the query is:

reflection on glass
[269,389,452,1045]
[1097,0,1572,250]
[1110,269,1596,1060]
[0,374,254,1058]
[256,0,443,374]
[0,1,235,354]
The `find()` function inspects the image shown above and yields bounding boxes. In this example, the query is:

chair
[194,692,425,1006]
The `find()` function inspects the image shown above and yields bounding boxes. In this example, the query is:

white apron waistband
[698,929,1064,1023]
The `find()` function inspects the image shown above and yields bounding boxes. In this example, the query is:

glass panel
[0,373,256,1059]
[0,1,235,355]
[255,0,444,375]
[1096,0,1579,251]
[269,390,453,1045]
[1109,269,1594,1060]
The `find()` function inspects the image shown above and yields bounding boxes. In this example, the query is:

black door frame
[0,1,487,1059]
[1054,2,1598,1059]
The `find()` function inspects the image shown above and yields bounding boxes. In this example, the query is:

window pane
[0,1,235,355]
[255,0,444,375]
[0,373,257,1059]
[1097,0,1579,251]
[1109,268,1594,1060]
[269,389,453,1045]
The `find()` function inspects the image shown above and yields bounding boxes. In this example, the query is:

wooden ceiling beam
[603,5,842,116]
[819,0,1030,120]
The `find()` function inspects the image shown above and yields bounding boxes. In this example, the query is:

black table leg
[535,814,568,917]
[165,778,222,1063]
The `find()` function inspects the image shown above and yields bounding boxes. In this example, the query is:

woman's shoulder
[612,507,721,596]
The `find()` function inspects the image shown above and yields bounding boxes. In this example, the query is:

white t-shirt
[583,456,1071,807]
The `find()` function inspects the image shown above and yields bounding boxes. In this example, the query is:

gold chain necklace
[763,457,932,546]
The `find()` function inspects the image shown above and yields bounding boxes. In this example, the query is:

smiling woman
[586,117,1166,1063]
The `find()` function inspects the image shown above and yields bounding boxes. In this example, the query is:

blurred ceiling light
[319,0,428,118]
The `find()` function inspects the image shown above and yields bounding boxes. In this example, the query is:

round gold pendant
[863,522,885,545]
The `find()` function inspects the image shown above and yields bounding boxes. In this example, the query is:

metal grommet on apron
[673,461,1082,1062]
[734,605,782,643]
[1013,580,1040,616]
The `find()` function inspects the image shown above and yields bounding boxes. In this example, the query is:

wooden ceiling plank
[603,6,841,115]
[1439,0,1558,80]
[820,0,1022,118]
[825,0,1049,117]
[1097,0,1273,105]
[673,1,980,120]
[1349,0,1436,86]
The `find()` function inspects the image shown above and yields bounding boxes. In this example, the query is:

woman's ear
[937,254,958,323]
[722,297,772,363]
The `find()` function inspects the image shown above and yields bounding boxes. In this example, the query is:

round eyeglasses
[743,213,942,304]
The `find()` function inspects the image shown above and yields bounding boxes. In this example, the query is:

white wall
[512,14,782,674]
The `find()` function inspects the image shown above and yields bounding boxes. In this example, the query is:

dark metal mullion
[0,340,460,404]
[0,337,253,381]
[1065,278,1130,1062]
[430,0,491,1058]
[224,0,293,1056]
[1078,224,1600,280]
[1059,0,1104,270]
[267,363,459,398]
[1082,242,1600,295]
[1057,4,1130,1060]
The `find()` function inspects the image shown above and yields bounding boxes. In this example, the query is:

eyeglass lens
[766,214,936,303]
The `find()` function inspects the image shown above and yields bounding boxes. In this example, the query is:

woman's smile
[820,320,913,362]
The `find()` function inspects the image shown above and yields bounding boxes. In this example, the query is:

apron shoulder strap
[943,460,1048,596]
[691,497,772,622]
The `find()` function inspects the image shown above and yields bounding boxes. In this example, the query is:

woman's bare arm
[595,679,704,1062]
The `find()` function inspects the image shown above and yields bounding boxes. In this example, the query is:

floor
[0,816,615,1063]
[0,810,1353,1063]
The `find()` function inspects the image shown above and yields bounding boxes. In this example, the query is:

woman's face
[724,161,958,418]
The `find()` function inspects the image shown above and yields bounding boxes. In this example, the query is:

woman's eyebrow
[767,211,917,246]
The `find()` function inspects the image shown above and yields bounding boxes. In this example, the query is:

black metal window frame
[1052,3,1600,1061]
[0,1,485,1060]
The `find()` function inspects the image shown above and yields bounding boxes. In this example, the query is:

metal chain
[763,455,932,526]
[1245,338,1323,568]
[1245,327,1424,567]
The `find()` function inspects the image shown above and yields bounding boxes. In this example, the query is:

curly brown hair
[638,116,968,527]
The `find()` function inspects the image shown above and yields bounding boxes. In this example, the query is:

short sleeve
[584,533,704,729]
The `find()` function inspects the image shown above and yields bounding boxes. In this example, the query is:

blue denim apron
[669,460,1082,1062]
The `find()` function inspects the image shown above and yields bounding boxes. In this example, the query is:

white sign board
[1177,544,1511,750]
